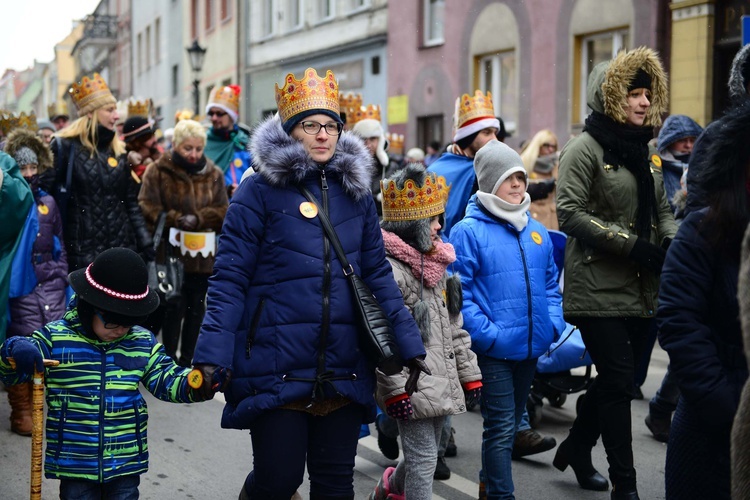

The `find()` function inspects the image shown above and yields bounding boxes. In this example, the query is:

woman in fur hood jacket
[370,164,482,500]
[191,68,426,500]
[555,47,678,499]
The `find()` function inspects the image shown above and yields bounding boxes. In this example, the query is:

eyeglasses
[299,121,343,136]
[95,311,133,330]
[542,143,558,151]
[207,110,227,118]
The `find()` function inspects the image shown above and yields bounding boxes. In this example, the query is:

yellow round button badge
[107,157,118,168]
[187,369,203,389]
[38,204,49,215]
[234,158,243,167]
[531,231,543,245]
[300,202,318,219]
[651,154,662,168]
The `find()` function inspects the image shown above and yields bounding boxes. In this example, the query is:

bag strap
[152,211,167,251]
[55,137,75,197]
[297,185,354,277]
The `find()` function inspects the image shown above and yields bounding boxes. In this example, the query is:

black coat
[50,138,151,271]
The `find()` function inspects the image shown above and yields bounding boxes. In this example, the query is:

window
[371,56,380,75]
[575,29,629,123]
[137,32,142,74]
[286,0,303,31]
[477,50,518,133]
[423,0,445,46]
[155,18,161,64]
[191,0,199,39]
[261,0,275,37]
[172,64,179,97]
[145,26,151,69]
[220,0,232,21]
[349,0,369,11]
[417,115,444,152]
[205,0,215,31]
[317,0,334,21]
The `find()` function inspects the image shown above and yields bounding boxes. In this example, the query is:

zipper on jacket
[133,401,144,455]
[318,169,331,396]
[516,234,534,359]
[245,298,266,358]
[98,348,106,483]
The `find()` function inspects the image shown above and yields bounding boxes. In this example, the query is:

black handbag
[147,212,185,305]
[298,186,403,375]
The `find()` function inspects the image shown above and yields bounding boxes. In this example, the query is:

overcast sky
[0,0,101,73]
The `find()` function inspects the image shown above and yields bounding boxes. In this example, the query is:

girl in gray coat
[370,164,482,500]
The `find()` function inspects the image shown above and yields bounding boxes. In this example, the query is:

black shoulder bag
[298,185,403,375]
[147,211,185,305]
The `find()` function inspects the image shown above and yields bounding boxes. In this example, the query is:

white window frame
[478,50,517,133]
[316,0,335,23]
[578,29,629,123]
[260,0,276,39]
[285,0,304,32]
[348,0,370,15]
[423,0,445,47]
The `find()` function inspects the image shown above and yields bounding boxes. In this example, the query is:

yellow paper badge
[187,369,203,389]
[107,157,118,167]
[37,204,49,215]
[183,232,207,251]
[531,231,543,245]
[651,154,662,168]
[300,202,318,219]
[234,158,243,167]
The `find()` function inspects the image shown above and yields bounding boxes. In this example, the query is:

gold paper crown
[339,92,362,127]
[351,104,381,126]
[386,132,404,154]
[381,173,450,222]
[69,73,116,116]
[128,98,151,118]
[455,90,495,129]
[208,85,241,115]
[275,68,339,123]
[0,112,38,135]
[175,108,195,124]
[47,101,69,119]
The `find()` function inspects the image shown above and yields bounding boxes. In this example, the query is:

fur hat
[68,248,159,319]
[380,163,443,253]
[4,128,53,173]
[474,140,527,194]
[352,118,389,167]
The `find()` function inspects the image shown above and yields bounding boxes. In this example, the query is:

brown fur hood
[586,46,668,127]
[4,128,53,172]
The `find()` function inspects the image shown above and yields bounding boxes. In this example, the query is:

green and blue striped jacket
[0,303,200,483]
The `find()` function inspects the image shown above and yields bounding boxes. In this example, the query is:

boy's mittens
[385,393,413,421]
[628,237,666,274]
[187,368,214,401]
[463,381,483,409]
[193,364,231,393]
[9,338,43,375]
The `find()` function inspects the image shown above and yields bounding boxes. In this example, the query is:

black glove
[661,237,673,251]
[629,237,666,274]
[192,364,231,393]
[463,385,482,409]
[177,214,198,231]
[526,178,555,202]
[9,338,43,376]
[404,356,431,396]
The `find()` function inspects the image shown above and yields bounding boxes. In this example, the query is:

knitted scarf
[584,111,657,239]
[381,229,455,288]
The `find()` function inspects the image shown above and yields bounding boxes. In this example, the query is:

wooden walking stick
[9,357,60,500]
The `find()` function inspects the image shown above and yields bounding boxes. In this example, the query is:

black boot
[552,435,609,491]
[611,486,639,499]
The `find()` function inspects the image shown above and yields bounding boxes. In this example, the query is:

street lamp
[186,39,207,117]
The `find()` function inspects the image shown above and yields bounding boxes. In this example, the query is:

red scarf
[381,229,455,288]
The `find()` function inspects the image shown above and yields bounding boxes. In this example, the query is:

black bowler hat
[122,116,155,143]
[69,248,159,318]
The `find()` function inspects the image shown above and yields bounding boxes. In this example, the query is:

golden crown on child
[380,173,450,222]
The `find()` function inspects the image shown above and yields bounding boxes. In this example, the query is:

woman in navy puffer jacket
[192,68,425,500]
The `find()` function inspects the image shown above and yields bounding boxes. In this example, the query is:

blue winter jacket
[451,197,565,360]
[427,152,476,239]
[192,117,425,428]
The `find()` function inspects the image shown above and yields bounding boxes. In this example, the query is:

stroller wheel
[549,393,567,408]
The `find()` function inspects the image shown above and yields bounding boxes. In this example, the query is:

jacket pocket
[246,298,266,359]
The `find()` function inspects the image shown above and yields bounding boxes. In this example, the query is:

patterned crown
[350,104,381,127]
[47,101,69,119]
[0,111,38,135]
[275,68,339,124]
[339,92,362,127]
[381,173,450,222]
[208,85,241,115]
[69,73,116,116]
[455,90,495,129]
[386,132,404,154]
[127,98,151,118]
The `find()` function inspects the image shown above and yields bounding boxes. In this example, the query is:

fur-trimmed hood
[4,128,53,172]
[699,98,750,193]
[729,44,750,104]
[249,115,372,200]
[587,46,668,126]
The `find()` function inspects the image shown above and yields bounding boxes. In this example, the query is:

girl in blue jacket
[451,141,564,499]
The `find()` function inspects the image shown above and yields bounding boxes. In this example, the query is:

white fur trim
[205,103,238,123]
[453,117,500,143]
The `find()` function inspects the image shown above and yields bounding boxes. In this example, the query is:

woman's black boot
[611,486,640,499]
[553,435,609,491]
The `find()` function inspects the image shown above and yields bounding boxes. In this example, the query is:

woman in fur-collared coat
[555,47,678,499]
[138,119,228,366]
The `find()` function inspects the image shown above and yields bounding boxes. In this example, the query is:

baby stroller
[526,230,594,427]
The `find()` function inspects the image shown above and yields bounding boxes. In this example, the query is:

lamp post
[186,39,207,117]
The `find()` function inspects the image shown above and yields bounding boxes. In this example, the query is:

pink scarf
[381,229,456,288]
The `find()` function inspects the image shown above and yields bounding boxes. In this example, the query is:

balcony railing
[82,15,118,40]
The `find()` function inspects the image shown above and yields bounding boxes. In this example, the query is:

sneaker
[375,418,400,460]
[369,467,404,500]
[645,413,670,443]
[512,429,557,459]
[445,427,457,457]
[434,456,451,480]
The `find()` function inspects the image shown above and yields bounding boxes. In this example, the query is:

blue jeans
[60,475,140,500]
[477,355,538,499]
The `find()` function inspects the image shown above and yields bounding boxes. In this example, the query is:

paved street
[0,346,669,499]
